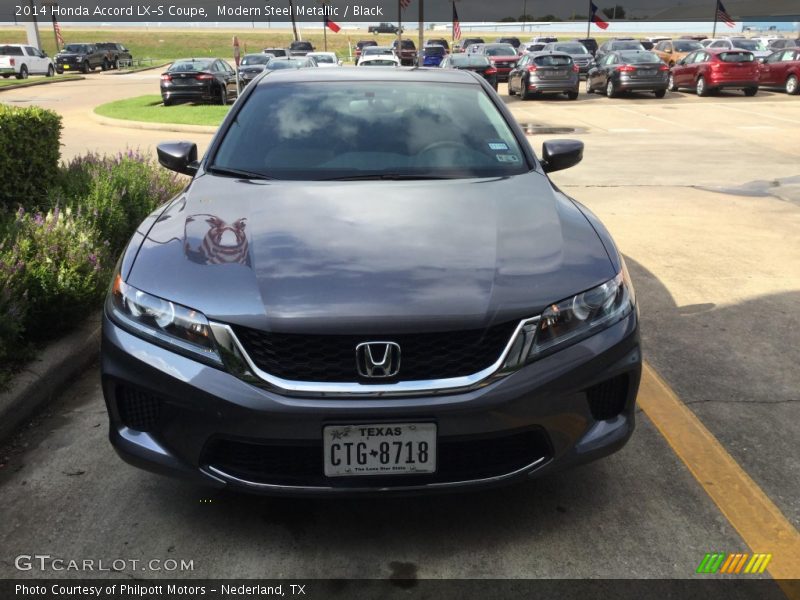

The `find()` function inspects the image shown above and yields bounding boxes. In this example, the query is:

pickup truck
[96,42,133,69]
[369,23,403,34]
[391,39,418,66]
[0,44,55,79]
[55,43,110,74]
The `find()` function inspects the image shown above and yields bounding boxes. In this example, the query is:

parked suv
[55,43,109,73]
[0,44,54,79]
[96,42,133,69]
[391,39,418,66]
[288,41,314,57]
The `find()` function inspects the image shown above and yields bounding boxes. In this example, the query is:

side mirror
[157,142,199,176]
[338,59,343,66]
[541,140,584,173]
[677,59,685,65]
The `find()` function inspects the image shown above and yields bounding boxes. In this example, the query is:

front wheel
[586,79,594,94]
[785,75,798,95]
[743,86,758,97]
[654,89,666,98]
[16,65,28,80]
[102,59,110,71]
[46,65,54,77]
[668,73,677,91]
[606,79,617,98]
[696,76,709,96]
[507,79,516,96]
[81,61,90,74]
[163,97,173,107]
[113,58,120,70]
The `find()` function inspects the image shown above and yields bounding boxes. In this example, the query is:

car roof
[705,47,753,54]
[258,67,477,85]
[530,51,573,58]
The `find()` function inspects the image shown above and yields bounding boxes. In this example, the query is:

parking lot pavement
[1,75,798,580]
[0,366,751,579]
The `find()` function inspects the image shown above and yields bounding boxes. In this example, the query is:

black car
[104,68,640,495]
[439,54,498,89]
[368,22,402,34]
[238,53,272,86]
[263,48,289,58]
[575,38,599,56]
[288,41,314,57]
[55,43,109,74]
[508,52,580,100]
[160,58,238,106]
[96,42,132,69]
[496,37,522,49]
[587,50,669,98]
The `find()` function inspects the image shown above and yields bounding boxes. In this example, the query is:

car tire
[46,65,54,77]
[16,65,28,80]
[81,61,90,74]
[668,73,678,91]
[784,75,798,95]
[508,79,516,96]
[163,97,173,107]
[654,89,666,98]
[586,79,594,94]
[519,79,531,101]
[567,90,579,100]
[743,86,758,97]
[114,58,120,70]
[606,79,617,98]
[218,85,227,105]
[696,76,709,96]
[2,74,9,78]
[102,59,110,71]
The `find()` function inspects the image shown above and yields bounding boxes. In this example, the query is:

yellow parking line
[638,363,800,591]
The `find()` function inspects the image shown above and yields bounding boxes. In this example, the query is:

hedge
[0,105,62,209]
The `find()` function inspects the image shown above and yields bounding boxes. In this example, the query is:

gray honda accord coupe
[101,68,641,495]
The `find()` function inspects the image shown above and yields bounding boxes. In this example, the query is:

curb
[0,312,102,442]
[111,61,173,75]
[89,110,218,134]
[0,75,85,92]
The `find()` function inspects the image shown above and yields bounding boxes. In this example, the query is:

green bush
[0,105,62,209]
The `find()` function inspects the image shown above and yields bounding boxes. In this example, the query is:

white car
[356,55,401,67]
[704,38,772,59]
[356,46,395,66]
[307,52,342,68]
[0,44,55,79]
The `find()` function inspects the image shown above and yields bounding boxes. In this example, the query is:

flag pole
[712,0,718,38]
[418,0,424,67]
[587,0,591,38]
[397,0,402,62]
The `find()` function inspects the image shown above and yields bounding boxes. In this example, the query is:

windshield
[170,60,213,72]
[213,81,528,180]
[613,42,645,50]
[291,42,313,50]
[620,51,662,64]
[242,54,270,66]
[735,40,765,51]
[554,44,589,54]
[64,44,90,53]
[485,45,516,56]
[674,41,702,52]
[311,54,336,63]
[534,55,573,66]
[450,56,490,67]
[424,47,445,56]
[266,60,305,70]
[718,52,754,62]
[364,47,393,56]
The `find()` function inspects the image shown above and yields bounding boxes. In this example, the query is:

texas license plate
[323,423,436,477]
[63,65,70,69]
[638,70,655,76]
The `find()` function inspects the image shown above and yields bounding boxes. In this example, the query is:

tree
[602,5,626,19]
[500,16,517,22]
[518,14,534,21]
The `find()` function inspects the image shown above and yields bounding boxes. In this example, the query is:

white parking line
[737,125,777,130]
[717,104,800,125]
[611,105,689,129]
[609,128,651,133]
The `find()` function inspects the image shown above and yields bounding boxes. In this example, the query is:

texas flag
[590,2,610,30]
[325,16,341,33]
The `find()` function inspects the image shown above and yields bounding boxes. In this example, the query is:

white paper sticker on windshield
[496,154,520,163]
[489,142,509,151]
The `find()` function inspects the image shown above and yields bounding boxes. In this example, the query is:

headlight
[503,266,635,370]
[107,274,222,365]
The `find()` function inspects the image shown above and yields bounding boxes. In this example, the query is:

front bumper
[101,311,641,496]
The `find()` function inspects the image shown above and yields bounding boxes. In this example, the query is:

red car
[669,48,759,96]
[758,48,800,95]
[476,43,520,81]
[354,40,377,61]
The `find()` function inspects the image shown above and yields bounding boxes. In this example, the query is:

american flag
[452,3,461,40]
[53,18,64,47]
[716,0,735,28]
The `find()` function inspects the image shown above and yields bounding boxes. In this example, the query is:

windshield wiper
[322,174,454,181]
[206,166,275,180]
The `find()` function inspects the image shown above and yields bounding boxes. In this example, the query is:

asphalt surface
[0,69,798,581]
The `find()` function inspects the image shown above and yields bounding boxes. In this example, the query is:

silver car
[542,42,595,75]
[508,52,580,100]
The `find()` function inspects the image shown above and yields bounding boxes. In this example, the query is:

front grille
[202,429,551,487]
[232,321,519,383]
[117,386,162,431]
[586,374,629,420]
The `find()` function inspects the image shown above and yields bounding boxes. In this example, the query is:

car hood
[56,53,83,59]
[127,172,614,334]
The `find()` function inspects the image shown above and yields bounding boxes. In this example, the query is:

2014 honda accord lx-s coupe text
[101,68,641,495]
